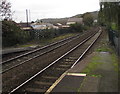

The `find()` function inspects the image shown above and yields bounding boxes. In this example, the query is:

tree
[83,13,93,26]
[98,2,119,30]
[0,0,12,20]
[69,23,83,32]
[2,20,32,47]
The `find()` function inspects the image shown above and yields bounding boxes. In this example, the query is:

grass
[95,47,111,52]
[95,39,112,52]
[82,56,102,74]
[37,33,78,46]
[51,33,77,42]
[111,53,118,72]
[84,35,118,74]
[13,33,78,48]
[96,38,118,72]
[78,30,118,92]
[18,44,37,47]
[82,35,118,74]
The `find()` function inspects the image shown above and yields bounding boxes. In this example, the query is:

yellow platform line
[45,71,68,94]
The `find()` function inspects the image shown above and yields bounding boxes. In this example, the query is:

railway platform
[49,50,118,93]
[2,45,39,55]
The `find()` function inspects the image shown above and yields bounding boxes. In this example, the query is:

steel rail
[9,29,101,94]
[71,29,102,68]
[1,34,81,73]
[1,34,80,65]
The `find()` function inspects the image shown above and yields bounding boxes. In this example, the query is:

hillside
[40,11,98,24]
[41,18,69,25]
[72,11,98,20]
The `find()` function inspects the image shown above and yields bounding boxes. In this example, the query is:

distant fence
[108,29,120,56]
[32,28,70,40]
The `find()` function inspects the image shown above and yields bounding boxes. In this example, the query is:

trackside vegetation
[2,20,32,47]
[2,21,85,47]
[98,2,120,55]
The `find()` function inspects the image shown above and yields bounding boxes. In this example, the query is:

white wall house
[66,18,83,25]
[31,23,59,30]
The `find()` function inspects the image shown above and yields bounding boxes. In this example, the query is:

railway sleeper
[55,67,68,71]
[23,56,28,59]
[72,52,84,55]
[61,61,74,64]
[20,81,51,92]
[17,59,21,62]
[41,76,58,80]
[42,70,62,77]
[24,88,46,92]
[35,81,52,86]
[64,59,75,62]
[35,78,55,84]
[64,56,77,60]
[68,54,82,57]
[58,64,71,67]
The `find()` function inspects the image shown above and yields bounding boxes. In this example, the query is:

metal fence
[108,29,120,56]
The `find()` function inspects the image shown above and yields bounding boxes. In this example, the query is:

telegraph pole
[29,10,31,22]
[26,9,29,27]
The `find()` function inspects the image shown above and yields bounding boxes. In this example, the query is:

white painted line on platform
[67,73,87,77]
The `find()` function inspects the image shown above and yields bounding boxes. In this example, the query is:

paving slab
[96,52,118,92]
[48,51,118,93]
[48,53,96,93]
[68,52,96,73]
[2,45,39,55]
[47,29,118,93]
[80,76,100,92]
[51,74,85,92]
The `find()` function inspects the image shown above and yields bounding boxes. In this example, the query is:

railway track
[1,34,81,73]
[3,28,102,93]
[1,29,98,74]
[2,50,32,62]
[2,34,80,62]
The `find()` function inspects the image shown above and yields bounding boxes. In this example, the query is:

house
[61,25,70,28]
[94,19,98,23]
[66,18,83,25]
[18,23,33,31]
[30,22,59,30]
[53,23,70,28]
[56,23,62,26]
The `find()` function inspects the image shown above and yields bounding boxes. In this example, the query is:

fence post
[108,29,115,46]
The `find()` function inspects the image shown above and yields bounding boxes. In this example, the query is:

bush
[33,23,84,41]
[2,20,32,47]
[69,23,83,32]
[2,20,84,47]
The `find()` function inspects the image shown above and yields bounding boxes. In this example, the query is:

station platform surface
[2,45,39,55]
[47,51,118,93]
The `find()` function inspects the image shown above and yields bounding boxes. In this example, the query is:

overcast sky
[9,0,100,22]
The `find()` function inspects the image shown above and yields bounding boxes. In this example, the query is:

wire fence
[108,29,120,56]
